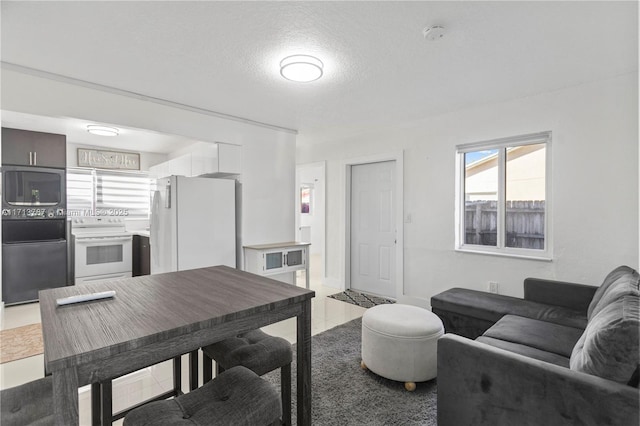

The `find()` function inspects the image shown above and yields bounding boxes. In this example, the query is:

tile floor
[0,256,365,425]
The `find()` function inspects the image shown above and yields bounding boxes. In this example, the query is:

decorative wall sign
[77,148,140,170]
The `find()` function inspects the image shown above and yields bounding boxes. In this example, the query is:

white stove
[71,217,133,285]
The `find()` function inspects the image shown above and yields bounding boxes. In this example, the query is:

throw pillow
[587,266,639,320]
[570,294,639,384]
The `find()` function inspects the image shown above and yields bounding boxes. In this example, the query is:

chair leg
[189,350,199,391]
[101,380,113,426]
[281,364,292,426]
[91,383,101,426]
[173,356,182,396]
[203,352,213,383]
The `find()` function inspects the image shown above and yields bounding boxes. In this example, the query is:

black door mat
[328,289,395,308]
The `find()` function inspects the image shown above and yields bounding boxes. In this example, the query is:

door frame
[295,161,326,282]
[344,151,404,300]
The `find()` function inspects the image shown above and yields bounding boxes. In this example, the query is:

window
[67,168,151,218]
[456,132,551,259]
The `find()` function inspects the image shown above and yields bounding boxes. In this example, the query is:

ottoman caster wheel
[405,382,416,392]
[360,360,368,370]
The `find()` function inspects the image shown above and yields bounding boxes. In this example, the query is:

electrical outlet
[488,281,499,294]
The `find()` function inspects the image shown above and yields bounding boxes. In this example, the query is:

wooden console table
[244,241,311,289]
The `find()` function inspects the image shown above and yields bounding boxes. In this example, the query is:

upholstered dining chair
[201,329,293,425]
[0,376,53,425]
[123,365,282,426]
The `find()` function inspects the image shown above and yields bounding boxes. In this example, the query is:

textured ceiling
[1,1,638,145]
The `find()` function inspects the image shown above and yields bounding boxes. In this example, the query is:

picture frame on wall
[300,184,313,215]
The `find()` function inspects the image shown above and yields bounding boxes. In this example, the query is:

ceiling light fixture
[87,125,119,137]
[280,55,324,83]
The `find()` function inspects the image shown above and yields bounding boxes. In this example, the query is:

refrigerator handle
[165,182,171,208]
[151,190,161,266]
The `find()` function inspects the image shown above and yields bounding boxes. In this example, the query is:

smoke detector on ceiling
[423,25,445,41]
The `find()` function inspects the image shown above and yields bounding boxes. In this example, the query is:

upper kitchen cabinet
[150,142,241,178]
[191,143,241,177]
[2,127,66,168]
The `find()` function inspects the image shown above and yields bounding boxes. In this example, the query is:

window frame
[454,131,553,261]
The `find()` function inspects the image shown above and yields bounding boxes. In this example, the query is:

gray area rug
[328,289,396,308]
[263,317,437,425]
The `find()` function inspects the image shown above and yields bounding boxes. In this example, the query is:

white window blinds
[67,168,151,218]
[67,169,94,216]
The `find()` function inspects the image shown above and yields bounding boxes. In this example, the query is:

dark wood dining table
[39,265,315,425]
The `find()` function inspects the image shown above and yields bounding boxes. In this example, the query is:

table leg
[52,367,79,426]
[296,300,312,426]
[189,350,199,391]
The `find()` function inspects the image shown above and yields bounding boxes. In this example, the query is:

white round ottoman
[361,304,444,391]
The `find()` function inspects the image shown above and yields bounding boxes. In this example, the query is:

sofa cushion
[476,336,570,368]
[483,315,584,357]
[571,294,640,384]
[587,266,639,320]
[431,288,587,329]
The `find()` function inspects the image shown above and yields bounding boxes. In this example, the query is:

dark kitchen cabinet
[2,127,66,168]
[133,234,150,276]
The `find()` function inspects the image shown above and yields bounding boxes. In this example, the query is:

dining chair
[201,329,293,425]
[0,376,53,425]
[123,365,281,426]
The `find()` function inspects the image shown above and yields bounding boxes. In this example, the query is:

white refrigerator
[150,175,236,274]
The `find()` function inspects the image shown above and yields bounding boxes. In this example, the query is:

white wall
[297,72,639,304]
[1,69,296,275]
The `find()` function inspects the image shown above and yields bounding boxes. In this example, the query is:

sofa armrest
[524,278,597,313]
[437,334,639,426]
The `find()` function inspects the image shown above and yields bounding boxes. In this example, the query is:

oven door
[74,235,132,278]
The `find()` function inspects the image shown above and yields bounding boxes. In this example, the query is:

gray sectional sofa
[431,265,639,426]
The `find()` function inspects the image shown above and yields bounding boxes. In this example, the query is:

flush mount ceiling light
[423,25,445,41]
[280,55,324,82]
[87,125,119,137]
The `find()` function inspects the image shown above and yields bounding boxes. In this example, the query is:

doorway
[346,154,403,299]
[295,162,326,285]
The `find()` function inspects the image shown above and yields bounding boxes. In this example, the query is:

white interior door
[350,161,396,298]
